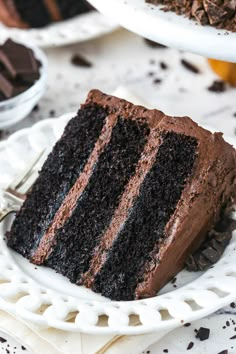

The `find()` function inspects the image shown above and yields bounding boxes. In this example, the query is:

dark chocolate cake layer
[146,0,236,32]
[8,104,107,258]
[7,90,236,301]
[0,0,92,28]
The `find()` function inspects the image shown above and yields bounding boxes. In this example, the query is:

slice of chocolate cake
[7,90,236,301]
[0,0,92,28]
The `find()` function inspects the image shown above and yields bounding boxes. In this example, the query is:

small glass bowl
[0,42,48,129]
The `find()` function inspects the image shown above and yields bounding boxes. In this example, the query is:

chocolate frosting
[146,0,236,32]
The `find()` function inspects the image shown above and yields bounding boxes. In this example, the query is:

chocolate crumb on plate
[71,54,92,68]
[218,351,228,354]
[230,302,236,308]
[230,335,236,339]
[163,350,168,353]
[144,39,167,48]
[208,80,226,93]
[196,327,210,341]
[21,346,26,350]
[187,342,194,350]
[226,321,230,327]
[180,59,200,74]
[0,337,7,343]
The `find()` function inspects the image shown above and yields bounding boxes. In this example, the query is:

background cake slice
[0,0,92,28]
[7,90,236,301]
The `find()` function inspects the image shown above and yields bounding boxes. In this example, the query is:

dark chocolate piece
[0,337,6,343]
[218,351,228,354]
[160,61,168,70]
[181,59,200,74]
[208,80,226,93]
[0,65,30,98]
[71,54,92,68]
[0,39,39,81]
[196,327,210,341]
[230,335,236,339]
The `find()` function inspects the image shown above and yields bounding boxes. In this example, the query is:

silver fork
[0,150,46,222]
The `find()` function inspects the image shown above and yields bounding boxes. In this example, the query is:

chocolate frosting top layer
[146,0,236,32]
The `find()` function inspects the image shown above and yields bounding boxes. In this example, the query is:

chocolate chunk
[196,327,210,341]
[230,335,236,339]
[0,64,30,98]
[163,350,168,353]
[0,39,40,81]
[187,342,194,350]
[71,54,92,68]
[181,59,200,74]
[144,38,167,48]
[0,337,6,343]
[218,351,228,354]
[208,80,226,92]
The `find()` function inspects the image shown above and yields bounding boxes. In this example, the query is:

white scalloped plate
[88,0,236,62]
[0,113,236,335]
[0,11,118,48]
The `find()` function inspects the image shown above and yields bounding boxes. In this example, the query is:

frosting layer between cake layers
[7,90,236,301]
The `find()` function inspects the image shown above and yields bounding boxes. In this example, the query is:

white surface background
[0,28,236,353]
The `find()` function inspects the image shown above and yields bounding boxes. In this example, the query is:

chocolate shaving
[145,0,236,32]
[187,342,194,350]
[71,54,92,68]
[186,208,235,271]
[181,59,200,74]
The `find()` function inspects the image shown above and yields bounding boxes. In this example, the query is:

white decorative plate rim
[0,113,236,335]
[88,0,236,62]
[0,11,119,48]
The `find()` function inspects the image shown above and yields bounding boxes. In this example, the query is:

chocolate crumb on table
[160,61,168,70]
[184,323,191,327]
[71,54,92,68]
[153,78,162,84]
[180,59,200,74]
[196,327,210,341]
[187,342,194,350]
[208,80,226,93]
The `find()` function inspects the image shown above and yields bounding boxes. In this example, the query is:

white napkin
[0,310,172,354]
